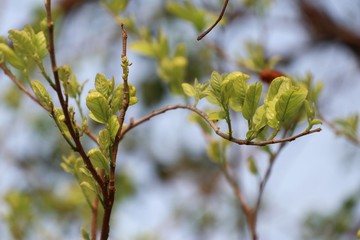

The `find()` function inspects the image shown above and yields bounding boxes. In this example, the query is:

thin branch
[45,0,104,189]
[0,64,41,105]
[221,162,257,240]
[197,0,230,41]
[100,24,130,240]
[120,104,321,146]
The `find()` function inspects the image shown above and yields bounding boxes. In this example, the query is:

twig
[0,64,41,105]
[100,23,130,240]
[120,104,321,146]
[197,0,230,40]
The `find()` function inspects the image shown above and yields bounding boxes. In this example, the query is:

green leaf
[0,43,24,69]
[208,111,226,121]
[98,129,111,155]
[243,82,262,121]
[80,181,96,193]
[30,80,53,111]
[81,227,91,240]
[101,0,129,15]
[108,115,120,141]
[275,87,308,124]
[88,148,108,171]
[182,83,196,97]
[86,91,109,124]
[207,139,229,165]
[247,156,258,175]
[95,73,113,98]
[166,2,207,31]
[266,76,291,102]
[130,31,168,59]
[53,108,71,138]
[229,78,248,112]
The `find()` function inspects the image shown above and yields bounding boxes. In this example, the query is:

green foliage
[30,80,53,111]
[185,72,318,141]
[102,0,129,15]
[207,139,229,165]
[334,114,359,140]
[131,31,188,94]
[238,42,280,72]
[8,25,48,72]
[86,73,138,124]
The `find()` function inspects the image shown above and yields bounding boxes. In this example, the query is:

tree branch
[197,0,229,40]
[120,104,321,146]
[45,0,104,190]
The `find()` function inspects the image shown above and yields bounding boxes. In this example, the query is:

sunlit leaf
[0,43,24,69]
[108,115,120,141]
[88,148,108,171]
[243,82,262,121]
[275,87,308,124]
[30,80,53,111]
[102,0,129,15]
[86,91,109,124]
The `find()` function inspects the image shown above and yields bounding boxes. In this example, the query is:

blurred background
[0,0,360,239]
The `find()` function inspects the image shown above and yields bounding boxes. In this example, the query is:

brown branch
[197,0,229,41]
[100,24,130,240]
[120,104,321,146]
[0,64,41,105]
[44,0,104,190]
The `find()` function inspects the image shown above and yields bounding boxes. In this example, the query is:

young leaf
[247,156,258,175]
[81,227,91,240]
[228,74,249,112]
[0,43,24,69]
[108,115,120,141]
[182,83,196,97]
[166,2,207,31]
[208,111,226,121]
[95,73,112,98]
[101,0,129,15]
[98,129,111,155]
[30,80,53,111]
[266,76,291,103]
[243,82,262,121]
[88,148,109,171]
[275,87,308,124]
[86,91,110,124]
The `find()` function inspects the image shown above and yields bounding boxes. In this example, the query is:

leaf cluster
[183,71,322,141]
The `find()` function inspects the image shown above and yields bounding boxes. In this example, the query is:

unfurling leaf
[86,91,109,124]
[81,227,91,240]
[108,115,120,141]
[102,0,129,15]
[182,83,196,97]
[247,156,258,175]
[98,128,111,156]
[95,73,114,98]
[275,87,308,124]
[0,43,24,69]
[30,80,53,111]
[243,82,262,121]
[88,148,109,171]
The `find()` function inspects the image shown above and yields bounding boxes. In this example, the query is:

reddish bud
[259,68,284,84]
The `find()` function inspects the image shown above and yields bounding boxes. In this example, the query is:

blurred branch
[299,0,360,58]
